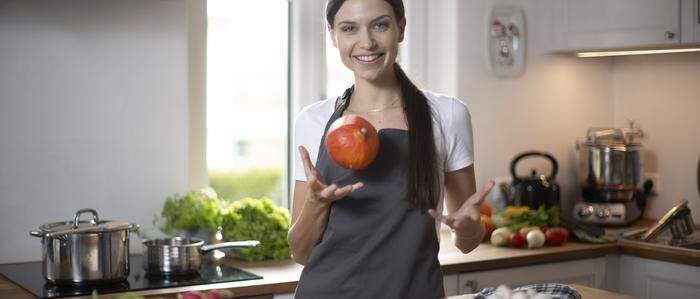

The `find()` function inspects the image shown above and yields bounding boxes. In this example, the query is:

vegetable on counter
[544,227,570,246]
[490,227,512,246]
[525,229,546,248]
[486,205,573,249]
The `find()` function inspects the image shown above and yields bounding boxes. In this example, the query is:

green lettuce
[221,197,291,261]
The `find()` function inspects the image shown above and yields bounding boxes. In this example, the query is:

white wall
[428,0,615,214]
[612,53,700,221]
[0,0,191,263]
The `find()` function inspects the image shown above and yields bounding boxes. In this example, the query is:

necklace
[347,97,401,114]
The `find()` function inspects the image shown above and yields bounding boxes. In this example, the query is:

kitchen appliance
[508,151,561,209]
[0,255,262,299]
[142,237,259,275]
[573,123,653,225]
[29,208,138,285]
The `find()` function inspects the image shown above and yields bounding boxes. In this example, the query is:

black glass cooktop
[0,255,263,298]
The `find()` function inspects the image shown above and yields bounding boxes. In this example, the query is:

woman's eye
[341,25,356,33]
[374,22,390,30]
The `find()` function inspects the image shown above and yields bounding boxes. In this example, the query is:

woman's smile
[354,53,385,65]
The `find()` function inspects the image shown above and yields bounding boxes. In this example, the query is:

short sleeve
[292,106,327,182]
[444,97,474,172]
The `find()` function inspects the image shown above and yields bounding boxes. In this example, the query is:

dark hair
[326,0,440,211]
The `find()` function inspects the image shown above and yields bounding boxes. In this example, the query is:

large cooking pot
[142,237,259,275]
[576,124,643,201]
[30,208,138,285]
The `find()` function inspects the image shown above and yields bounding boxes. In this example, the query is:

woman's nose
[358,30,377,49]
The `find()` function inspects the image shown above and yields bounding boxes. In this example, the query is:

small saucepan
[142,237,259,275]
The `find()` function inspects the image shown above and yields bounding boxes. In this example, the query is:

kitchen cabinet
[454,258,607,295]
[681,0,700,43]
[618,254,700,299]
[444,273,459,296]
[545,0,692,51]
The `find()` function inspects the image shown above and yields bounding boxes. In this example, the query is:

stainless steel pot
[576,123,644,201]
[142,237,259,275]
[30,209,138,285]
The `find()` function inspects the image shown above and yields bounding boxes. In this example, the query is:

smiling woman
[287,0,491,298]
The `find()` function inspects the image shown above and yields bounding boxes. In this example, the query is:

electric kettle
[508,151,560,209]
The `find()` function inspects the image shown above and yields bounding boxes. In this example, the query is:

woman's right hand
[298,146,364,207]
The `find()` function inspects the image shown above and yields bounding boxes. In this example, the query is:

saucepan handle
[200,240,260,252]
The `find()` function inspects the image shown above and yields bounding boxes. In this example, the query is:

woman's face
[329,0,405,83]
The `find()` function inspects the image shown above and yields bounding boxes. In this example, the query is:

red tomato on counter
[545,227,570,246]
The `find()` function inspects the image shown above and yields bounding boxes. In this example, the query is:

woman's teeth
[355,53,383,63]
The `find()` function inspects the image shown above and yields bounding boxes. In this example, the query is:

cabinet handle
[664,31,675,39]
[464,279,479,293]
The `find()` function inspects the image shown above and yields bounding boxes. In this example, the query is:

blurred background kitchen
[1,0,699,274]
[0,0,700,262]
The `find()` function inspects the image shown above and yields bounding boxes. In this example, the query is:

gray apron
[295,87,444,299]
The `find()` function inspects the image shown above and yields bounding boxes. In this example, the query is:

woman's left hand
[427,181,495,238]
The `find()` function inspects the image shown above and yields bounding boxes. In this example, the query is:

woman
[287,0,494,297]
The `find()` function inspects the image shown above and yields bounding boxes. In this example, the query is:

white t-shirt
[292,90,474,234]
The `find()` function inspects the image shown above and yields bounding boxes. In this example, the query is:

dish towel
[473,283,582,299]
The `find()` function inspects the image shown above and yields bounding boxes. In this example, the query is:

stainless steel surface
[573,201,640,225]
[622,229,700,253]
[664,31,676,39]
[642,200,691,241]
[576,124,644,200]
[142,237,259,275]
[29,209,137,284]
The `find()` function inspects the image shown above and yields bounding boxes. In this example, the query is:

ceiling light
[576,48,700,58]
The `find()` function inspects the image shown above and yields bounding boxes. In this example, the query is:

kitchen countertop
[3,219,696,298]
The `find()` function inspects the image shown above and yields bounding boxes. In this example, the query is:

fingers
[315,181,364,203]
[466,181,496,207]
[333,182,364,198]
[298,146,319,180]
[307,175,327,192]
[428,209,456,228]
[320,184,339,199]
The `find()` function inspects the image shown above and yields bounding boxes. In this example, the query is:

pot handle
[200,240,260,252]
[73,208,99,229]
[510,151,558,181]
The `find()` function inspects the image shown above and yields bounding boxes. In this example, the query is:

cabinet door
[681,0,700,43]
[443,273,460,297]
[457,258,607,295]
[549,0,681,50]
[618,254,700,299]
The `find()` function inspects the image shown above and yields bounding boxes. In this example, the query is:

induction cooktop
[0,255,263,298]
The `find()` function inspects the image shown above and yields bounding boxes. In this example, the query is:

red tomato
[508,232,526,248]
[545,227,570,246]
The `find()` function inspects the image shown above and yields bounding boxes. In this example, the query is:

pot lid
[38,209,133,236]
[584,121,643,146]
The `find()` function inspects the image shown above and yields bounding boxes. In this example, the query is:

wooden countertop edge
[440,243,620,274]
[617,239,700,267]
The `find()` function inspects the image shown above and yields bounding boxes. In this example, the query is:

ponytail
[394,63,440,211]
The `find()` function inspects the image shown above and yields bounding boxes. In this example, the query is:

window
[206,0,289,208]
[325,32,355,99]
